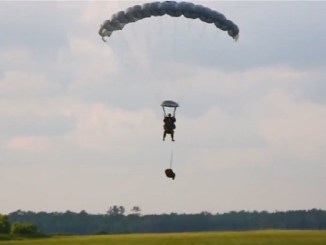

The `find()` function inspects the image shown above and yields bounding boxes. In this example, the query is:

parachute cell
[99,1,239,40]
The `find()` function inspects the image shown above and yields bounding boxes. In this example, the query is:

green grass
[1,230,326,245]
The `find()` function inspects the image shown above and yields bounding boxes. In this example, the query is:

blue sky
[1,1,325,215]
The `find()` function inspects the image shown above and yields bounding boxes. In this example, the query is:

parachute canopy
[99,1,239,40]
[161,100,179,117]
[161,100,179,108]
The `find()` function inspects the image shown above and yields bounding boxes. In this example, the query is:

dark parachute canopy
[99,1,239,40]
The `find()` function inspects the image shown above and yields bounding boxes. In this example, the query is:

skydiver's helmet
[168,113,171,117]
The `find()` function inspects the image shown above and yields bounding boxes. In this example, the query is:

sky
[1,1,326,215]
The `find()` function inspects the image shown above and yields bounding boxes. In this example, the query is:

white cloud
[6,136,52,152]
[0,70,60,97]
[259,92,326,163]
[0,46,32,65]
[66,102,159,153]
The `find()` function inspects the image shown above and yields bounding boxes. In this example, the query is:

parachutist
[165,169,176,180]
[163,113,176,142]
[162,102,178,176]
[161,100,178,142]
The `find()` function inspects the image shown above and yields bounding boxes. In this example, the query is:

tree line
[0,214,44,240]
[3,208,326,235]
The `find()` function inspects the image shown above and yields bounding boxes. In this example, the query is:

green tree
[11,222,38,236]
[107,205,125,216]
[0,215,10,234]
[130,206,141,216]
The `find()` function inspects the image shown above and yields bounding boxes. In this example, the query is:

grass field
[1,230,326,245]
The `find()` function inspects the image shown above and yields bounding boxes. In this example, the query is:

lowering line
[169,142,174,169]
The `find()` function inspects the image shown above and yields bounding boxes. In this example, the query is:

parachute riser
[173,107,177,117]
[161,100,179,117]
[162,106,177,117]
